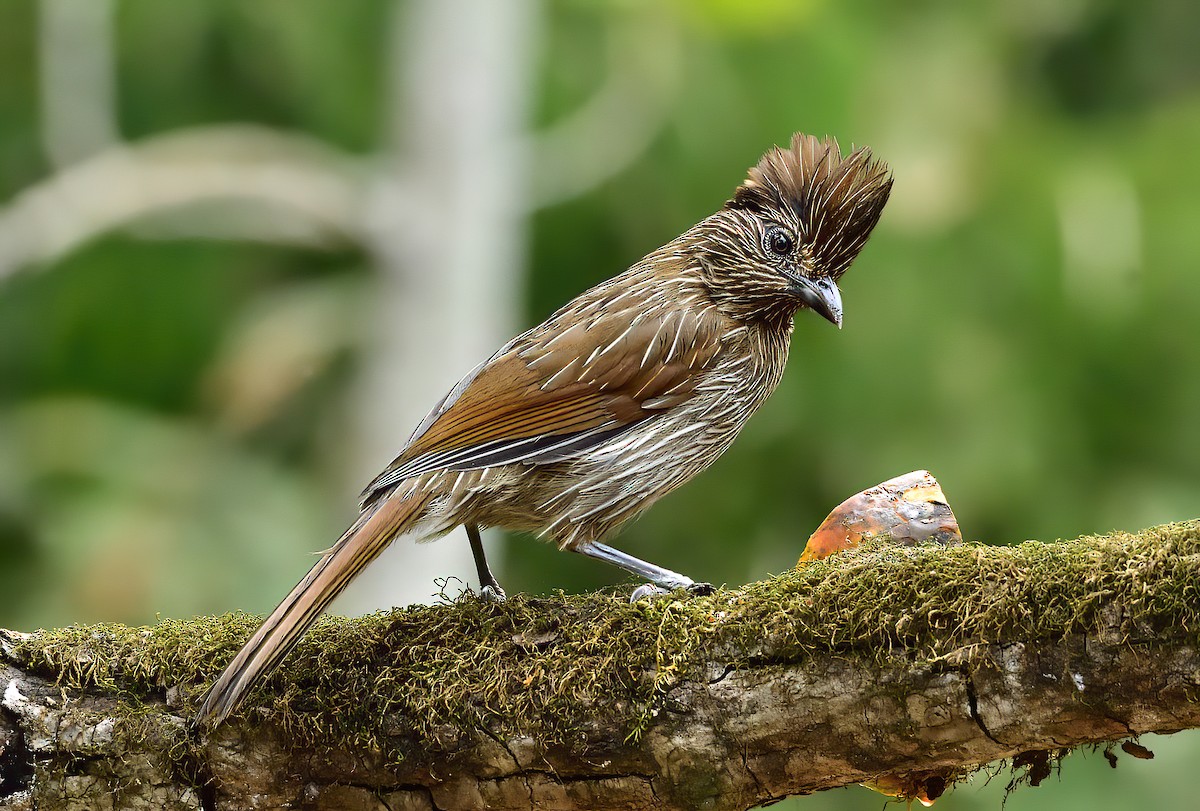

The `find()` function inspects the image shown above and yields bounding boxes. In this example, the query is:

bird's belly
[418,371,778,547]
[493,403,750,546]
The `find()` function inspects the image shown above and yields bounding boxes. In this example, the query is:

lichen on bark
[2,520,1199,809]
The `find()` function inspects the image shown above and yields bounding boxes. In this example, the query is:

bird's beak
[792,276,843,328]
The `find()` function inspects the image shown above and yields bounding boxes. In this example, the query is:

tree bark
[2,520,1199,811]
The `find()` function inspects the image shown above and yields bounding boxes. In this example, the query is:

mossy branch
[3,521,1200,810]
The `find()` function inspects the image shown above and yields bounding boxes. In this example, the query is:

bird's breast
[422,321,793,547]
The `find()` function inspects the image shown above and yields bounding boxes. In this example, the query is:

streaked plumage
[194,133,893,729]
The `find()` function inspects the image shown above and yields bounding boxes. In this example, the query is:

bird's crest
[729,133,893,279]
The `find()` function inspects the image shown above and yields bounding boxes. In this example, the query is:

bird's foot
[629,581,715,602]
[629,583,667,602]
[479,584,508,603]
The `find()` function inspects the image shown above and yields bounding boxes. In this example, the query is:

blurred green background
[2,0,1198,807]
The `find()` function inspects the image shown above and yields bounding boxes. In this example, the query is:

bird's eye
[766,227,795,257]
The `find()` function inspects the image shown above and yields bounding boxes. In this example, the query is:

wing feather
[361,301,724,506]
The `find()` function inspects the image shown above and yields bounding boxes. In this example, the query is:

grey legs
[466,523,506,601]
[573,540,711,594]
[466,529,711,602]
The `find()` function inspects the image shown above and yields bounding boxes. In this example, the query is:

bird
[193,132,893,729]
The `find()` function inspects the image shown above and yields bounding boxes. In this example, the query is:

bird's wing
[361,304,724,505]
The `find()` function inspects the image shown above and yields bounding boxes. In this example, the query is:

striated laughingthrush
[194,133,893,728]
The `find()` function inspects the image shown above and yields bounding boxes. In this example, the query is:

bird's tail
[192,492,429,729]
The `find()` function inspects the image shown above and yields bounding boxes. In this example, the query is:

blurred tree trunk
[339,0,538,612]
[343,0,680,610]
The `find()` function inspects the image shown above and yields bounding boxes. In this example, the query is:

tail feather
[193,493,428,729]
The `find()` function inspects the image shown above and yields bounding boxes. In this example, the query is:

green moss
[11,520,1200,761]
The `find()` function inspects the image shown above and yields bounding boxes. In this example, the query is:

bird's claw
[629,581,715,602]
[479,584,508,603]
[629,584,668,602]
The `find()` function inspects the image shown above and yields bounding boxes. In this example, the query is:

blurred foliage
[2,0,1200,807]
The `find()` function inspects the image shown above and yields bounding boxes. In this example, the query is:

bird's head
[695,133,893,328]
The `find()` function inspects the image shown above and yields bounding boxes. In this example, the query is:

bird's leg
[573,540,713,597]
[466,523,506,602]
